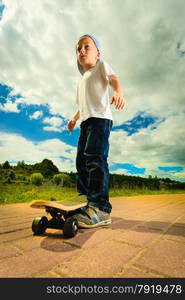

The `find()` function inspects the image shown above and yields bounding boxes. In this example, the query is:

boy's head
[76,34,101,74]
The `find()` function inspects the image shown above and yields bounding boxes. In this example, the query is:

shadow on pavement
[39,216,185,252]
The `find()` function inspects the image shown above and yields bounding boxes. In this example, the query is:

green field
[0,183,185,205]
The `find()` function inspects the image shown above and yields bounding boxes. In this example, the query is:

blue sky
[0,83,79,145]
[0,1,185,181]
[0,3,5,18]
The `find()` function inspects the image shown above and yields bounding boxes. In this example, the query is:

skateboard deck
[30,200,87,211]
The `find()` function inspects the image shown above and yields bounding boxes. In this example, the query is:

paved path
[0,194,185,278]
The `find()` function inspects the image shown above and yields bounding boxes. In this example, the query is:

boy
[67,34,125,228]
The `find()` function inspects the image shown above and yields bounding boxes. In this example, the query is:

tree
[2,161,11,169]
[34,159,59,178]
[17,160,25,169]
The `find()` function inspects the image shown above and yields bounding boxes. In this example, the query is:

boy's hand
[67,119,76,131]
[110,92,125,110]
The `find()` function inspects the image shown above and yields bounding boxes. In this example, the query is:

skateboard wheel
[32,216,48,235]
[63,218,78,238]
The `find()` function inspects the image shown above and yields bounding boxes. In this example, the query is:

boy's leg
[76,122,88,196]
[74,118,113,228]
[84,118,112,214]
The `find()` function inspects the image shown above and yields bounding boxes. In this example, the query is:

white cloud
[0,0,80,120]
[1,0,184,123]
[0,131,76,172]
[110,169,125,175]
[29,110,43,120]
[43,126,63,132]
[109,113,185,181]
[174,171,185,180]
[0,100,20,112]
[0,0,185,180]
[43,116,63,127]
[42,116,65,132]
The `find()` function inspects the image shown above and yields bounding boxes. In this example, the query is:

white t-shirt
[76,60,115,123]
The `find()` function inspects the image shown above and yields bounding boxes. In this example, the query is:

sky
[0,0,185,181]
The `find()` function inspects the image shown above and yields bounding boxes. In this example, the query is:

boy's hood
[76,34,101,75]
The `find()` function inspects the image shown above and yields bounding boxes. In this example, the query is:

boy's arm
[107,75,125,110]
[72,110,80,122]
[67,110,80,131]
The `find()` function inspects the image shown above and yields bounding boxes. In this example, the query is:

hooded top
[76,34,101,75]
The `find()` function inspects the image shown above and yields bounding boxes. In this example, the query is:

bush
[53,173,72,187]
[53,174,62,186]
[4,177,12,184]
[8,170,16,180]
[30,173,44,186]
[1,170,16,184]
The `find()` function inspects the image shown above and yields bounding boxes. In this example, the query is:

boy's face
[76,37,100,71]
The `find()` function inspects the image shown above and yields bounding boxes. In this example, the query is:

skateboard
[30,196,87,238]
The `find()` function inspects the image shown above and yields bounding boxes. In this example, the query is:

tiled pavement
[0,194,185,278]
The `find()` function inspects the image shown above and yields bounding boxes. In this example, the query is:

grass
[0,184,77,205]
[109,188,185,197]
[0,183,185,205]
[0,184,185,204]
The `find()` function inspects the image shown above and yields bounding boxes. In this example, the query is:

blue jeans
[76,117,113,213]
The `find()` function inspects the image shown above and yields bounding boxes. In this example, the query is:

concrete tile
[113,229,159,247]
[0,243,22,260]
[110,218,143,230]
[163,224,185,243]
[117,267,162,278]
[0,244,80,277]
[0,194,185,278]
[64,228,117,249]
[54,240,139,278]
[135,239,185,277]
[0,229,32,243]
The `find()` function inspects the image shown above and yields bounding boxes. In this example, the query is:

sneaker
[73,205,111,228]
